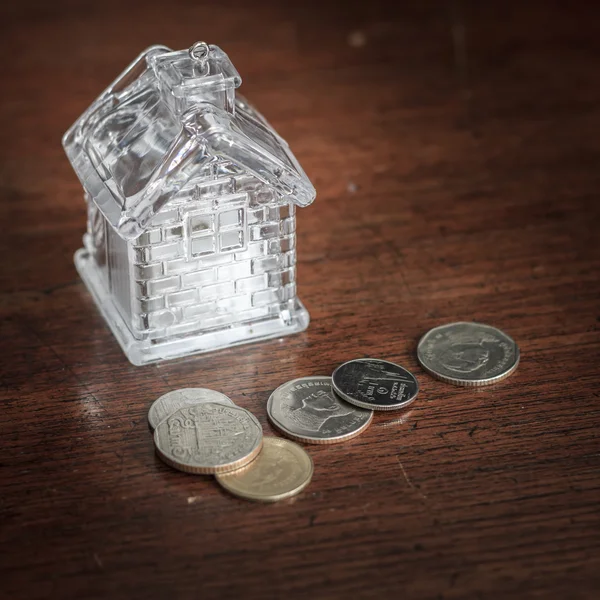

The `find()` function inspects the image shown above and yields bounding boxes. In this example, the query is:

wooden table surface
[2,1,599,598]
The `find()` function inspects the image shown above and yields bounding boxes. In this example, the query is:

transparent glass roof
[63,44,316,239]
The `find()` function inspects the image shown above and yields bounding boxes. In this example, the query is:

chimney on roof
[150,42,242,117]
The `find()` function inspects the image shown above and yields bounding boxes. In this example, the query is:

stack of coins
[149,322,519,503]
[149,388,313,502]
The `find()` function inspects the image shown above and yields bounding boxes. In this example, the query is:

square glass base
[74,249,310,366]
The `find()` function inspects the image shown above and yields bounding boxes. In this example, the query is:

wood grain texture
[1,1,599,598]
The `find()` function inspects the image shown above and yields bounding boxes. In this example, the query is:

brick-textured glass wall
[127,161,297,342]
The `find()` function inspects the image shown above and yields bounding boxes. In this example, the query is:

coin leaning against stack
[266,359,420,445]
[148,388,313,502]
[267,376,373,445]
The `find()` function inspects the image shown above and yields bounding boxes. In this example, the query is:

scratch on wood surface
[397,457,427,499]
[397,458,414,488]
[41,279,79,295]
[389,244,414,298]
[20,317,111,418]
[377,410,414,427]
[377,417,408,427]
[93,553,103,569]
[156,371,172,392]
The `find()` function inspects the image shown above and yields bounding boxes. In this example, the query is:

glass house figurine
[63,42,316,365]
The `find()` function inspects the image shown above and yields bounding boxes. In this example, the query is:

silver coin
[331,359,419,411]
[267,376,373,444]
[153,402,263,475]
[148,388,235,430]
[417,322,520,386]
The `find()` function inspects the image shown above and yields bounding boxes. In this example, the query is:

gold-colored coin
[215,437,313,502]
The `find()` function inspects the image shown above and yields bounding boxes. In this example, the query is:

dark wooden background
[1,1,599,598]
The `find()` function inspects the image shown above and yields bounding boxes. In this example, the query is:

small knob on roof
[189,41,210,62]
[152,43,241,115]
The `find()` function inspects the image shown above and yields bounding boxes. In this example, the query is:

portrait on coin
[280,389,353,433]
[440,343,490,373]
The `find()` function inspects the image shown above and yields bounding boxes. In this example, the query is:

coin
[153,403,263,475]
[267,376,373,444]
[417,322,520,386]
[148,388,235,430]
[332,358,419,411]
[215,437,313,502]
